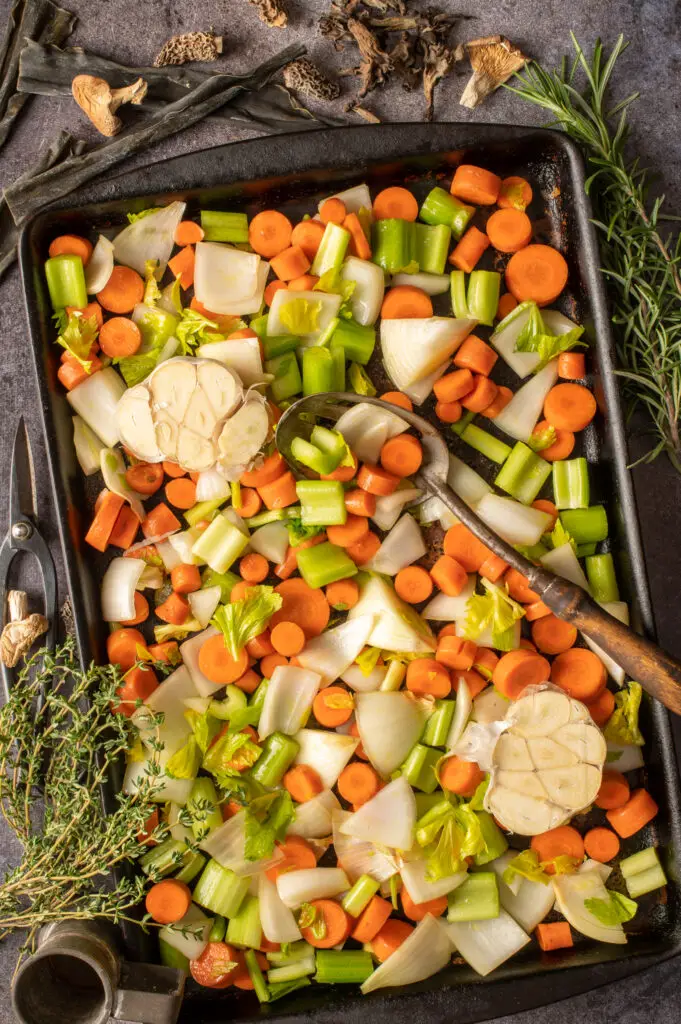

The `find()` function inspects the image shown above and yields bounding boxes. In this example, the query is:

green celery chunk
[200,210,249,242]
[250,732,299,786]
[296,541,358,588]
[173,851,206,885]
[314,950,374,984]
[422,699,455,748]
[201,568,240,603]
[400,742,440,793]
[560,506,608,544]
[312,222,350,277]
[45,253,87,310]
[414,222,451,276]
[553,457,590,509]
[187,778,223,840]
[185,497,227,528]
[159,938,190,973]
[372,218,416,274]
[266,351,302,403]
[291,437,339,476]
[296,480,347,526]
[420,186,474,239]
[193,859,250,918]
[341,874,380,917]
[227,896,263,950]
[466,270,501,327]
[139,838,189,879]
[302,346,335,395]
[450,269,470,318]
[192,514,249,573]
[462,424,512,465]
[447,872,499,921]
[473,811,509,865]
[495,441,552,503]
[328,318,376,365]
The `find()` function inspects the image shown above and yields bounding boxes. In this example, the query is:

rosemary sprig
[0,638,165,963]
[507,34,681,471]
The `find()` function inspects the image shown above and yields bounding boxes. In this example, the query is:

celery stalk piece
[227,896,263,951]
[267,958,316,983]
[296,480,347,526]
[473,811,509,865]
[414,222,452,275]
[250,732,299,786]
[585,553,620,603]
[173,851,207,886]
[245,507,302,528]
[494,441,552,503]
[209,915,227,943]
[450,269,470,318]
[400,742,440,793]
[291,437,339,476]
[311,424,347,463]
[329,319,376,365]
[372,218,416,274]
[265,351,302,403]
[250,677,269,712]
[201,567,240,603]
[159,938,190,973]
[451,408,476,437]
[192,514,249,573]
[414,792,444,819]
[577,542,597,558]
[312,222,351,277]
[462,424,512,466]
[560,506,609,544]
[133,304,179,349]
[380,660,406,691]
[185,497,227,528]
[626,864,667,899]
[422,699,456,748]
[245,948,270,1002]
[447,872,499,921]
[267,941,315,965]
[420,186,475,239]
[262,333,299,359]
[341,874,380,917]
[187,777,223,840]
[296,541,358,588]
[553,457,590,509]
[200,210,249,243]
[45,253,87,310]
[250,314,269,337]
[140,838,189,878]
[210,683,248,721]
[330,343,346,391]
[467,270,501,327]
[302,346,335,395]
[193,858,251,917]
[314,950,374,984]
[620,847,662,879]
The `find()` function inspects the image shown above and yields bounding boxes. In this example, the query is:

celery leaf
[463,578,525,641]
[502,848,550,886]
[280,298,322,335]
[165,735,202,779]
[348,362,376,396]
[585,891,637,925]
[244,791,295,861]
[211,585,283,659]
[56,311,99,371]
[604,681,644,746]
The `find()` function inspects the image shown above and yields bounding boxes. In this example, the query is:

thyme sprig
[508,34,681,471]
[0,638,165,961]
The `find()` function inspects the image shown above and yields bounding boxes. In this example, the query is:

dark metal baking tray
[17,124,681,1024]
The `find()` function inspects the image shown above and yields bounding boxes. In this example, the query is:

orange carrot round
[558,351,586,380]
[440,755,484,796]
[480,384,514,420]
[66,300,104,328]
[165,477,197,510]
[543,384,597,432]
[473,647,499,679]
[125,462,164,495]
[395,565,433,604]
[346,531,381,565]
[498,176,533,211]
[327,513,369,548]
[453,335,498,376]
[189,941,239,989]
[449,225,490,273]
[240,452,286,488]
[371,919,414,962]
[49,234,93,264]
[585,686,615,727]
[155,592,189,626]
[531,614,578,655]
[319,197,347,224]
[272,578,330,637]
[503,567,539,603]
[300,899,352,948]
[97,265,144,313]
[531,825,584,871]
[260,653,289,678]
[230,580,253,603]
[595,770,630,810]
[379,434,422,477]
[174,220,204,245]
[113,664,158,716]
[406,658,451,698]
[436,636,476,672]
[288,274,319,291]
[461,374,498,413]
[266,835,317,882]
[271,244,311,282]
[120,591,150,627]
[524,600,551,622]
[257,471,298,511]
[536,921,573,952]
[381,285,433,319]
[443,523,490,573]
[337,762,381,806]
[98,316,141,358]
[343,212,372,260]
[236,487,262,518]
[451,165,501,205]
[163,460,187,478]
[357,463,399,496]
[381,391,413,411]
[401,888,447,922]
[170,563,201,594]
[373,186,419,221]
[584,827,620,863]
[344,489,376,517]
[265,279,288,306]
[606,788,659,838]
[492,649,551,700]
[325,579,359,611]
[240,552,269,584]
[550,647,606,702]
[478,552,508,583]
[246,629,275,659]
[505,244,569,306]
[430,554,468,596]
[531,498,558,529]
[321,451,358,482]
[270,620,306,656]
[291,219,326,259]
[351,895,392,943]
[451,668,488,699]
[486,208,533,253]
[234,668,261,694]
[198,635,250,685]
[435,400,463,424]
[248,210,293,258]
[107,627,148,671]
[145,879,191,924]
[497,292,518,320]
[283,763,324,803]
[313,685,354,727]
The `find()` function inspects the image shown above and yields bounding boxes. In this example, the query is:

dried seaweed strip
[0,0,75,151]
[5,43,307,226]
[0,130,85,280]
[18,41,346,130]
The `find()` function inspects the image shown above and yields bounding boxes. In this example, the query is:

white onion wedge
[371,486,421,532]
[259,875,302,944]
[194,469,231,503]
[446,677,473,750]
[123,755,193,806]
[188,585,221,629]
[85,234,114,294]
[489,302,540,377]
[473,687,510,724]
[446,908,530,976]
[72,415,104,476]
[364,513,426,575]
[155,539,182,571]
[491,852,556,932]
[553,870,627,944]
[348,575,436,653]
[180,626,223,697]
[159,904,211,961]
[113,201,185,275]
[493,360,559,442]
[100,447,146,521]
[340,775,416,850]
[332,811,398,883]
[259,667,323,741]
[68,367,127,449]
[477,493,552,546]
[133,665,197,755]
[381,316,477,389]
[362,914,453,993]
[288,789,341,839]
[582,601,628,685]
[101,556,145,622]
[293,729,357,789]
[422,576,476,621]
[341,256,384,325]
[341,663,387,692]
[541,542,591,590]
[606,743,644,772]
[248,522,290,566]
[319,184,371,215]
[276,867,349,909]
[335,403,407,463]
[296,616,375,687]
[447,454,493,507]
[200,810,281,876]
[401,361,449,405]
[400,856,467,904]
[197,337,265,386]
[355,691,429,776]
[194,242,261,312]
[267,288,342,342]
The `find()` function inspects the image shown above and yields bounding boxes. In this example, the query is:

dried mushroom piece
[283,59,340,101]
[154,31,224,68]
[422,41,464,120]
[0,591,49,669]
[250,0,288,28]
[71,74,148,136]
[460,35,528,109]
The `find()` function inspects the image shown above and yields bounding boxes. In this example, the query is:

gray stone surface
[0,0,680,1021]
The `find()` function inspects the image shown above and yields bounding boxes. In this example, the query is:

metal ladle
[277,392,681,716]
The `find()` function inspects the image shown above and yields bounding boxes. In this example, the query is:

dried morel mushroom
[283,59,340,101]
[250,0,288,28]
[460,35,528,108]
[0,591,48,669]
[154,31,224,68]
[71,74,147,136]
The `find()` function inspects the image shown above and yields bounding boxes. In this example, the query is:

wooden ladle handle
[421,468,681,716]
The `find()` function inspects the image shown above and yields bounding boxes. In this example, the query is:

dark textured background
[0,0,680,1021]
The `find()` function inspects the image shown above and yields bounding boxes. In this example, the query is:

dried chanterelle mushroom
[154,31,224,67]
[460,35,528,109]
[0,591,49,669]
[71,74,148,137]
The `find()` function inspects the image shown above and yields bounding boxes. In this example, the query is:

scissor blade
[10,418,36,523]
